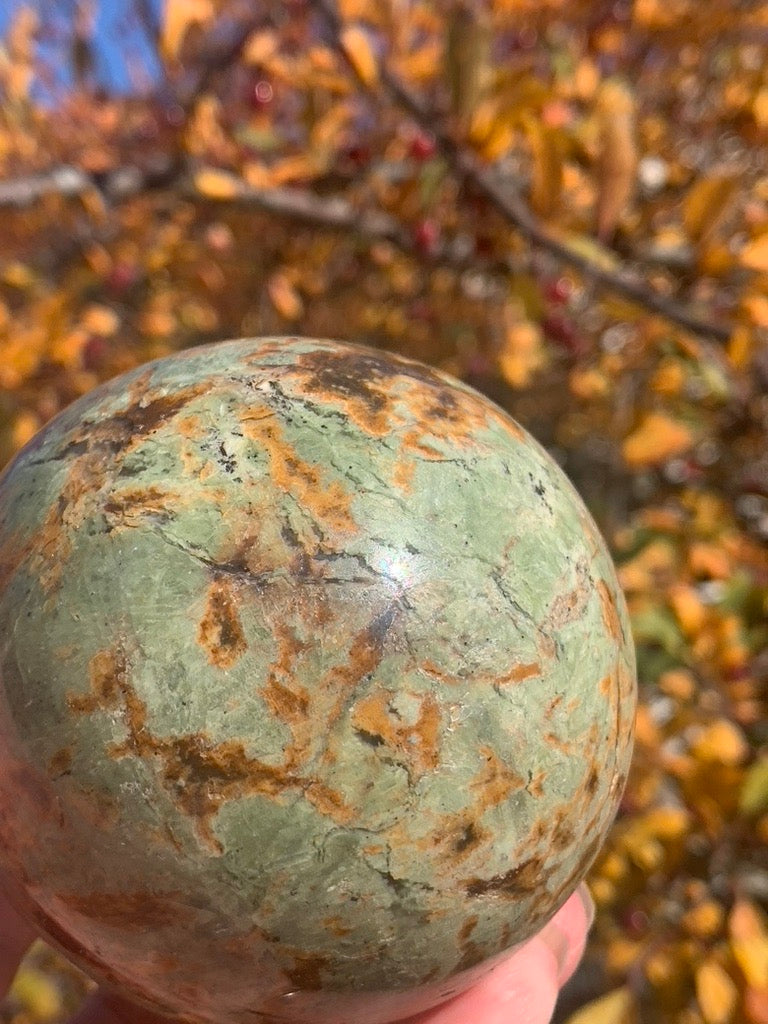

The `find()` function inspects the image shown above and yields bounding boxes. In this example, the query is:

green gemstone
[0,337,635,1024]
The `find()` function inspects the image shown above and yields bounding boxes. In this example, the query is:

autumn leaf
[622,412,693,467]
[522,114,563,218]
[194,168,241,201]
[9,964,63,1021]
[683,173,736,245]
[730,901,768,989]
[695,959,738,1024]
[267,272,304,321]
[162,0,214,60]
[564,987,636,1024]
[740,234,768,272]
[595,79,637,241]
[498,320,547,387]
[691,720,749,766]
[740,758,768,816]
[340,24,379,87]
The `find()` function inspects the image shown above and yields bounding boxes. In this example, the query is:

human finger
[406,885,594,1024]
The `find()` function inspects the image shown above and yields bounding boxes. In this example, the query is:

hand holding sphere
[0,338,634,1024]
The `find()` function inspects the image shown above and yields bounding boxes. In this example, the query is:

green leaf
[234,125,282,153]
[740,757,768,816]
[631,606,685,658]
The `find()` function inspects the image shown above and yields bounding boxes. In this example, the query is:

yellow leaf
[340,24,379,87]
[728,324,754,369]
[683,173,736,244]
[740,757,768,816]
[269,154,326,186]
[692,719,749,766]
[622,412,693,467]
[743,294,768,327]
[682,900,725,939]
[12,411,40,450]
[393,39,443,83]
[740,234,768,272]
[522,115,563,218]
[569,367,610,399]
[82,304,119,337]
[267,272,304,321]
[162,0,214,60]
[687,539,730,578]
[243,30,279,66]
[2,261,35,288]
[194,168,241,201]
[10,966,62,1021]
[754,87,768,128]
[498,321,546,388]
[595,79,637,241]
[311,102,352,150]
[564,987,635,1024]
[730,901,768,989]
[573,57,600,101]
[640,806,690,840]
[696,959,738,1024]
[667,583,707,635]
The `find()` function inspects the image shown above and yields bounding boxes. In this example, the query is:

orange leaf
[740,234,768,272]
[743,294,768,327]
[745,986,768,1024]
[683,173,736,244]
[667,583,706,635]
[691,719,749,766]
[622,412,693,467]
[696,959,738,1024]
[595,79,637,241]
[340,24,379,87]
[498,321,547,388]
[730,902,768,989]
[522,115,563,218]
[243,30,279,66]
[564,987,635,1024]
[162,0,214,60]
[194,168,241,201]
[267,272,304,321]
[728,324,754,368]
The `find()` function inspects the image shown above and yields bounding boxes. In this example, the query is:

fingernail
[540,923,570,979]
[576,883,595,930]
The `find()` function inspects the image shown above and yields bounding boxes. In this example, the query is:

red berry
[344,144,371,168]
[82,337,109,371]
[542,314,586,356]
[413,219,440,255]
[106,262,138,296]
[409,131,437,161]
[543,276,572,304]
[620,907,650,939]
[474,235,495,258]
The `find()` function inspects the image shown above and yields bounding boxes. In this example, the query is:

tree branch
[312,0,732,345]
[185,170,490,270]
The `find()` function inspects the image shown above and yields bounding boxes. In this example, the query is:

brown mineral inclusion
[0,338,636,1023]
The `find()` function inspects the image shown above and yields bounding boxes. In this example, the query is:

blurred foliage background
[0,1,767,1022]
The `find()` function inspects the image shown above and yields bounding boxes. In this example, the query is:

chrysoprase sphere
[0,338,635,1024]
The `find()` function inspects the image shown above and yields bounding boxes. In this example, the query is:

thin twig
[186,171,490,270]
[312,0,732,345]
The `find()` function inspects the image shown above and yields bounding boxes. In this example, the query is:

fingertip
[539,884,594,986]
[407,938,560,1024]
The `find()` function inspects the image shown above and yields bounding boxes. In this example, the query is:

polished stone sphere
[0,337,635,1024]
